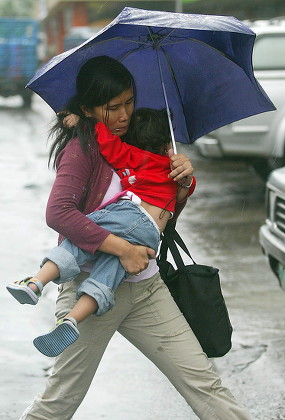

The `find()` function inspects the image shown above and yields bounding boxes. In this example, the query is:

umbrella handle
[156,50,177,154]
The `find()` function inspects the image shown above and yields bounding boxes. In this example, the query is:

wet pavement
[180,144,285,419]
[1,95,285,419]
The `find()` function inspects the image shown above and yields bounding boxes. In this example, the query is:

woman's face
[90,87,135,136]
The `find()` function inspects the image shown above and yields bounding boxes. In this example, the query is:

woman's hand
[97,233,156,275]
[119,244,156,275]
[168,149,194,182]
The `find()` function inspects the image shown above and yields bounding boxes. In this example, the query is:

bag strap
[159,223,197,269]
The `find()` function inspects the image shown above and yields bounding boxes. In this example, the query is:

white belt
[120,191,142,205]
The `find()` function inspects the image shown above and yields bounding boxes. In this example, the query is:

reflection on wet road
[178,143,285,419]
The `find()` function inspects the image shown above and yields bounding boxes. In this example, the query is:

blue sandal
[33,317,79,357]
[6,277,43,305]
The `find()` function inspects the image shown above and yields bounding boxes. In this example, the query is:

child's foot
[6,277,43,305]
[33,317,79,357]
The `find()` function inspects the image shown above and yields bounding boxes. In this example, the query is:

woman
[20,56,251,420]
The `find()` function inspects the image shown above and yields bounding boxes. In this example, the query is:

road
[0,94,284,420]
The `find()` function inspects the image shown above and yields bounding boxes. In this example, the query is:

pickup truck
[259,166,285,290]
[195,18,285,179]
[0,18,39,106]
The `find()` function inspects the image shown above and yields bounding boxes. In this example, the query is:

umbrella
[27,7,275,151]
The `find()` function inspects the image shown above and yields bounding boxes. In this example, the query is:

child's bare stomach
[140,200,172,233]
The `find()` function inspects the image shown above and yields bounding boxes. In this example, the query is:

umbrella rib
[161,37,227,58]
[80,35,231,65]
[160,37,244,70]
[80,36,151,50]
[119,44,149,62]
[159,28,176,43]
[161,46,189,148]
[147,27,177,46]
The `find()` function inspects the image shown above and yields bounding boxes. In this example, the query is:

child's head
[124,108,171,154]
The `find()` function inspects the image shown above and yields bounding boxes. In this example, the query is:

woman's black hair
[48,55,135,167]
[124,108,172,154]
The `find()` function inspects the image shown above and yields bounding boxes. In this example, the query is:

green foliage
[0,0,34,17]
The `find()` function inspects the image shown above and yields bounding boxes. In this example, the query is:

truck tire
[252,156,285,180]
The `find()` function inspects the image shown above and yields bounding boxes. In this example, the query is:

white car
[259,166,285,290]
[196,18,285,179]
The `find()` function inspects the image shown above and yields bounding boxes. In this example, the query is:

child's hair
[123,108,171,154]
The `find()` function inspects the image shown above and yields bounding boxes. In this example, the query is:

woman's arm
[176,175,196,202]
[46,137,155,273]
[97,234,155,274]
[46,138,111,254]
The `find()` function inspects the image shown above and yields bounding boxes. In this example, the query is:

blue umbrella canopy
[27,7,275,145]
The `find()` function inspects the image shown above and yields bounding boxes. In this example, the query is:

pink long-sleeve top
[46,133,188,255]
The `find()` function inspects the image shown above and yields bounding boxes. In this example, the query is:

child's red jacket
[96,122,195,212]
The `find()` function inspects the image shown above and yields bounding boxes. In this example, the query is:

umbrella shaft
[156,49,177,154]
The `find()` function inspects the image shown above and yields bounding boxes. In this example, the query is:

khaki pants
[21,272,251,420]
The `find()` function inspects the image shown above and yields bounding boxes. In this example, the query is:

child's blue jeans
[42,200,161,315]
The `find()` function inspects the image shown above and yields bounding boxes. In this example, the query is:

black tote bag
[157,224,233,358]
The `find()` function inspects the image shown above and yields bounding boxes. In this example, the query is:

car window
[253,34,285,70]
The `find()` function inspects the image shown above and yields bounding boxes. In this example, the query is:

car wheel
[252,157,285,180]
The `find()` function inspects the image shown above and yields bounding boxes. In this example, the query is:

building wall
[47,0,60,10]
[41,0,181,59]
[44,2,90,58]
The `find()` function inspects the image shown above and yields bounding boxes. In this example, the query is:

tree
[0,0,34,17]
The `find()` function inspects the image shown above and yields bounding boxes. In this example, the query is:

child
[7,108,195,357]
